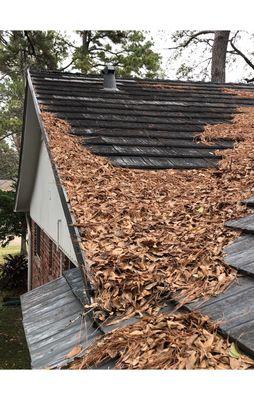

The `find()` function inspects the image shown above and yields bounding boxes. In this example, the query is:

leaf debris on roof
[41,100,254,369]
[68,312,254,370]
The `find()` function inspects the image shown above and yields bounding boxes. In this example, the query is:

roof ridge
[29,69,254,88]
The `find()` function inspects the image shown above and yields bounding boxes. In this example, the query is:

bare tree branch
[193,56,212,69]
[230,37,254,75]
[167,30,215,50]
[61,37,79,49]
[59,59,75,71]
[0,33,8,46]
[0,73,7,81]
[0,132,16,142]
[93,47,128,56]
[230,30,240,43]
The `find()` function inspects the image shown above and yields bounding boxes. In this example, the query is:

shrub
[0,254,27,293]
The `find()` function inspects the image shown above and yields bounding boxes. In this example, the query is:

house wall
[30,140,78,267]
[31,219,75,289]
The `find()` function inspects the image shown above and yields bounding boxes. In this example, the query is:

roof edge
[15,69,94,306]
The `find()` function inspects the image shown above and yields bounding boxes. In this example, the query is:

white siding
[30,141,78,266]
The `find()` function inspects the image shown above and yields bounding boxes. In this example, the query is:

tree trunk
[211,31,230,83]
[21,232,27,256]
[81,31,91,53]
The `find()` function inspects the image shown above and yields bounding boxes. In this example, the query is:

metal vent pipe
[102,65,118,91]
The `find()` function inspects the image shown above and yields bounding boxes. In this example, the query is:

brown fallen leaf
[229,357,242,369]
[65,345,83,359]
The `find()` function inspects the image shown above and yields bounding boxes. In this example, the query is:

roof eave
[15,70,94,305]
[14,71,43,213]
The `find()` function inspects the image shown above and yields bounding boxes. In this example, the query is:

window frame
[35,224,41,258]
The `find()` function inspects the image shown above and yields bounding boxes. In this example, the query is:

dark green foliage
[0,254,27,292]
[0,189,26,247]
[0,31,69,79]
[0,31,70,156]
[0,77,25,151]
[73,30,162,78]
[0,142,19,179]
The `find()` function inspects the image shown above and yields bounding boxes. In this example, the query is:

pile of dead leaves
[140,82,187,91]
[223,88,254,98]
[202,106,254,142]
[42,107,254,323]
[69,312,254,370]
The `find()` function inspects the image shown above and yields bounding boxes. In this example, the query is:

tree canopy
[0,30,69,79]
[72,31,161,78]
[0,143,18,179]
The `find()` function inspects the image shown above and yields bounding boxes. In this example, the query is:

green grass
[0,288,30,369]
[0,243,30,369]
[0,244,20,264]
[0,301,30,369]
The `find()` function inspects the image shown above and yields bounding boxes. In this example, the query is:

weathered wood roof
[20,266,178,369]
[29,70,254,170]
[21,268,102,369]
[184,199,254,359]
[22,71,254,367]
[187,275,254,358]
[22,233,254,367]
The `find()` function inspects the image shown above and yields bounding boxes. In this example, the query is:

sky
[150,30,254,82]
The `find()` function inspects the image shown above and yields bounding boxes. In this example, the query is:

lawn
[0,239,30,369]
[0,300,30,369]
[0,244,20,264]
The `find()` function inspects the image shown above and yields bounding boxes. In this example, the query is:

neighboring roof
[21,268,101,369]
[30,70,254,170]
[0,179,13,191]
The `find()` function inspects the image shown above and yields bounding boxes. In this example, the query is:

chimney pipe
[102,65,119,91]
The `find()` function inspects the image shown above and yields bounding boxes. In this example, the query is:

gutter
[25,213,32,291]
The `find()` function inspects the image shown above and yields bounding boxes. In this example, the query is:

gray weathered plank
[225,214,254,232]
[21,274,102,369]
[241,196,254,207]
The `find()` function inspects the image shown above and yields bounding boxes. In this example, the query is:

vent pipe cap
[102,65,119,91]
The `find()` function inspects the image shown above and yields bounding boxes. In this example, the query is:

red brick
[31,219,74,289]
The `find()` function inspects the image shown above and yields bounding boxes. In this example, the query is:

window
[35,225,41,257]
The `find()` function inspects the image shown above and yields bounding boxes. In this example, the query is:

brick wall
[31,219,75,289]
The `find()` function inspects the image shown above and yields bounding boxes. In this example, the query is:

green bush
[0,254,27,292]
